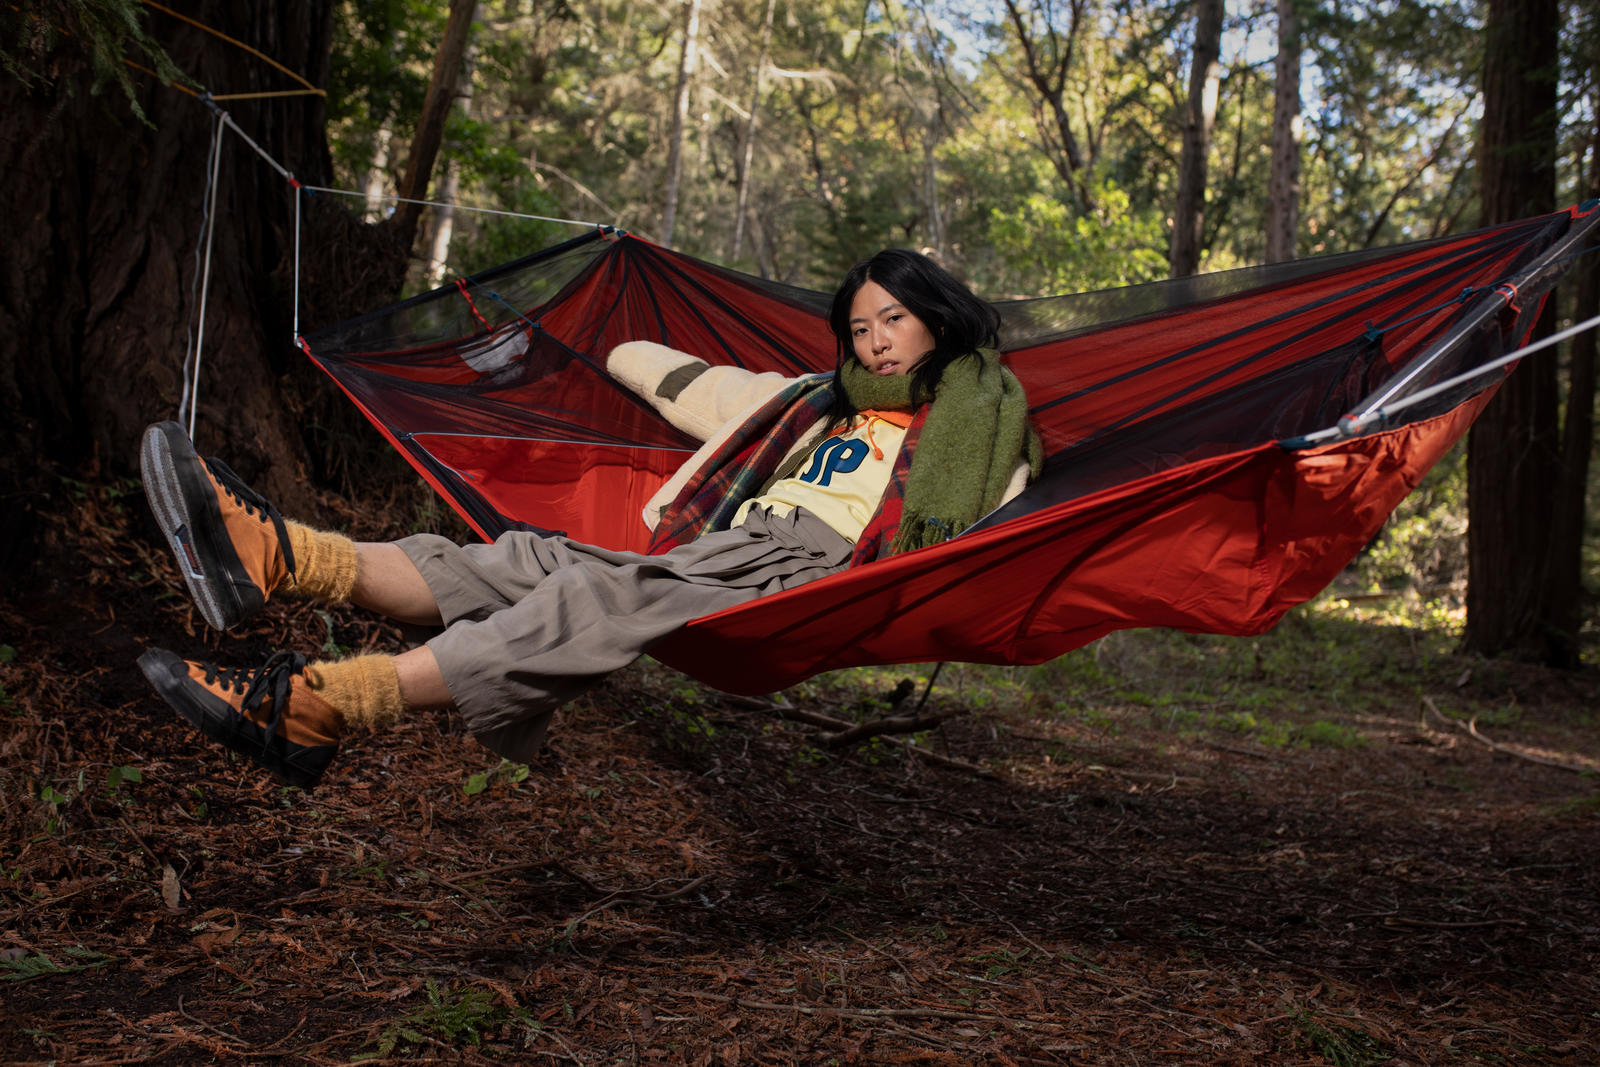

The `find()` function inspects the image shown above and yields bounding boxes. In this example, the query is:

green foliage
[2,0,189,124]
[37,775,84,836]
[1295,719,1367,750]
[0,946,113,984]
[315,609,350,658]
[327,0,447,178]
[984,178,1169,295]
[443,179,576,282]
[969,946,1033,978]
[1350,442,1468,602]
[313,0,1506,293]
[922,591,1471,753]
[1294,1010,1393,1066]
[1297,0,1482,251]
[462,758,531,797]
[105,765,143,792]
[360,979,532,1058]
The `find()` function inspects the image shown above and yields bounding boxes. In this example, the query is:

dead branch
[1383,916,1528,929]
[819,705,968,749]
[1422,696,1597,775]
[725,696,998,779]
[672,989,1070,1028]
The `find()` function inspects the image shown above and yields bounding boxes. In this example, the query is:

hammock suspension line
[178,95,604,429]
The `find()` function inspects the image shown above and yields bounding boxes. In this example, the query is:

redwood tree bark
[1461,0,1566,663]
[0,1,408,568]
[1546,85,1600,663]
[1169,0,1223,278]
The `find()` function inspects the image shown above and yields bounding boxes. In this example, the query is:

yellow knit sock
[303,654,406,731]
[286,522,359,603]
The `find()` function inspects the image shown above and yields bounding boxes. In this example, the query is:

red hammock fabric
[304,205,1597,693]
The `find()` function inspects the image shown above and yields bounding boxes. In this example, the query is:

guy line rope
[180,98,604,433]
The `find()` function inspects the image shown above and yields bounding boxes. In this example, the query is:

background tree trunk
[362,125,393,222]
[731,0,777,262]
[0,0,409,569]
[1461,0,1566,663]
[1169,0,1223,278]
[424,42,479,288]
[660,0,703,250]
[1003,0,1094,211]
[390,0,478,252]
[1265,0,1302,264]
[1546,82,1600,661]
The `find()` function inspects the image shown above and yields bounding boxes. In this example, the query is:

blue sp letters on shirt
[733,413,908,541]
[798,437,869,487]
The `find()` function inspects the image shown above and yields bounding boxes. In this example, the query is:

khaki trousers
[397,507,852,761]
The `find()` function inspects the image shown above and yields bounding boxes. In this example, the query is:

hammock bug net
[302,205,1599,693]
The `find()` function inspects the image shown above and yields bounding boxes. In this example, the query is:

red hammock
[303,205,1598,694]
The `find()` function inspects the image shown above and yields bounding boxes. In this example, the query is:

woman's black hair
[824,249,1001,423]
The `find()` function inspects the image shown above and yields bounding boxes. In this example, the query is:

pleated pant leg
[394,507,853,761]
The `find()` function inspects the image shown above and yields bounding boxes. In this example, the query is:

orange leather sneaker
[139,648,340,789]
[141,421,296,630]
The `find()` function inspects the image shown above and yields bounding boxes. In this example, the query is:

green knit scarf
[838,349,1042,553]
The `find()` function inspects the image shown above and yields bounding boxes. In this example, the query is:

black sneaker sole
[138,648,335,790]
[141,422,264,631]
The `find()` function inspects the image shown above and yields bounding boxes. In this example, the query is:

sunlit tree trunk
[1265,0,1302,264]
[924,130,945,261]
[660,0,702,250]
[1169,0,1223,278]
[363,126,392,222]
[426,43,478,287]
[731,0,777,261]
[1001,0,1094,211]
[1462,0,1566,663]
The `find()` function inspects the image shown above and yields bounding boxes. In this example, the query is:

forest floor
[2,477,1598,1066]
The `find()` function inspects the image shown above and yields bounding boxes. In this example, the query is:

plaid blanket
[647,375,832,555]
[843,410,925,565]
[647,374,927,565]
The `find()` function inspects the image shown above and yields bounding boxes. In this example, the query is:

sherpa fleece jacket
[607,339,1030,534]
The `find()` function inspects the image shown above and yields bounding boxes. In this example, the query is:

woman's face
[848,279,936,376]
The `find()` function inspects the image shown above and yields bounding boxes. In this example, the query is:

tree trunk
[731,0,777,261]
[1547,84,1600,662]
[390,0,478,253]
[363,125,393,222]
[1461,0,1566,663]
[425,42,479,287]
[0,0,409,569]
[660,0,702,250]
[1265,0,1302,264]
[924,129,945,261]
[1169,0,1223,278]
[1002,0,1093,211]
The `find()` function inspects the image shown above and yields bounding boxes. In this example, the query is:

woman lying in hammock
[138,249,1041,788]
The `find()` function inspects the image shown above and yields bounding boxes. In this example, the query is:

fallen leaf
[193,923,241,952]
[160,865,182,911]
